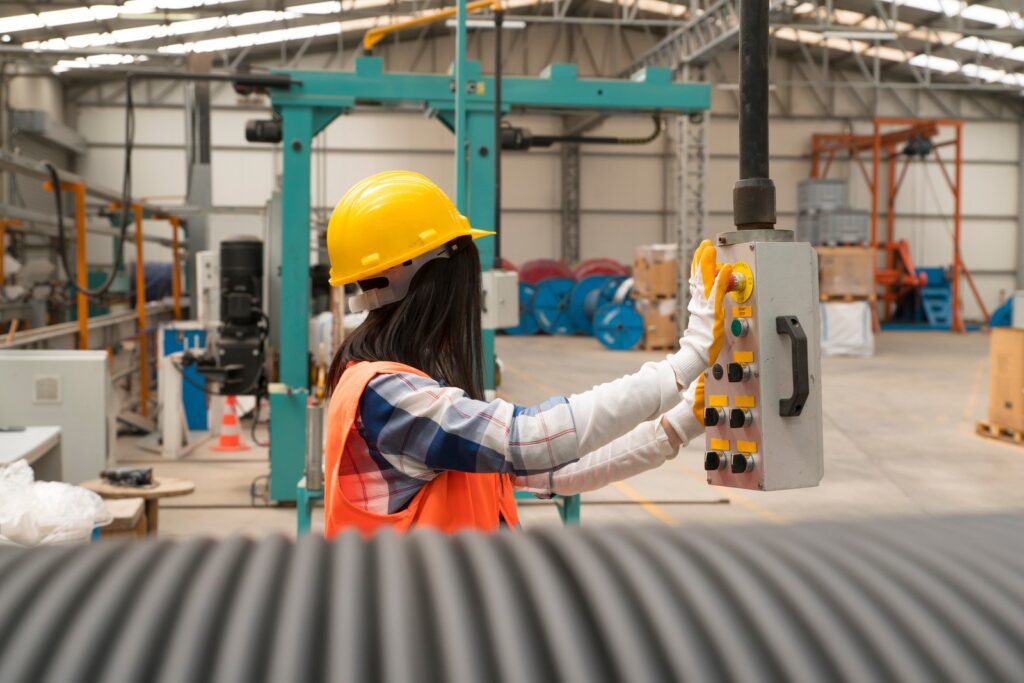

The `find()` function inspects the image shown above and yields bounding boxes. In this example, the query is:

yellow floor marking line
[501,363,563,398]
[669,460,786,524]
[503,363,692,527]
[611,481,680,526]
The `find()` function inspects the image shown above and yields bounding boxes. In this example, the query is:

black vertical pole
[493,9,504,267]
[733,0,776,230]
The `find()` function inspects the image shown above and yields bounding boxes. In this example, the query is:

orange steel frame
[810,118,988,333]
[34,181,184,419]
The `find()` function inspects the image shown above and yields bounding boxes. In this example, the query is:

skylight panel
[907,53,960,73]
[960,62,1005,81]
[959,3,1014,27]
[0,14,45,33]
[955,35,1024,63]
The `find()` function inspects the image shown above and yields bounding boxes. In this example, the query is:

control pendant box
[704,233,824,491]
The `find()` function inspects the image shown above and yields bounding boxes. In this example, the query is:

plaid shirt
[340,371,581,514]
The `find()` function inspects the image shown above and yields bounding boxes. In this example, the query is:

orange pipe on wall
[134,203,149,416]
[74,183,89,349]
[170,216,181,320]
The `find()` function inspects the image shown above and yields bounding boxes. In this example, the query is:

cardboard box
[637,297,678,350]
[634,244,678,299]
[816,246,874,297]
[989,328,1024,432]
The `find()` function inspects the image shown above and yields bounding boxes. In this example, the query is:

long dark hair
[327,238,485,400]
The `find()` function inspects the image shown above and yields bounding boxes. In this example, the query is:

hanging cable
[502,115,665,150]
[43,75,135,298]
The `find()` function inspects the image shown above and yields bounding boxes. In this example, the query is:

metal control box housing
[482,270,520,330]
[705,234,824,491]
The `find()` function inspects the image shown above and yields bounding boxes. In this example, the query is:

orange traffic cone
[211,395,251,452]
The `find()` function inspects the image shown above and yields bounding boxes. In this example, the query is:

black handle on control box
[776,315,808,417]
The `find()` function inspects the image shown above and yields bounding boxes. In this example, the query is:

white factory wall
[69,26,1021,321]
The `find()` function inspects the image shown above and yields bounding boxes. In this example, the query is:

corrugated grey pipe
[1,514,1024,683]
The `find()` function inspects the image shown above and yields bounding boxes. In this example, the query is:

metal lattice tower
[675,66,710,332]
[561,141,581,264]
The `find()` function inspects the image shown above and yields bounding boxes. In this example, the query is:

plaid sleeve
[358,372,581,476]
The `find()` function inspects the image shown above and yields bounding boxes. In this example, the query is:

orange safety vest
[323,360,520,538]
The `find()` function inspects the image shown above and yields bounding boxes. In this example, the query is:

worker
[323,171,732,536]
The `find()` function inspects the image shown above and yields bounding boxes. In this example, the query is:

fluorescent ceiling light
[822,30,898,40]
[444,18,527,28]
[288,1,342,13]
[52,53,148,74]
[591,0,686,17]
[25,9,300,50]
[0,0,247,35]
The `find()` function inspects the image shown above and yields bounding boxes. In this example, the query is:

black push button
[704,407,721,426]
[728,363,746,382]
[730,409,752,429]
[712,364,724,380]
[704,452,723,471]
[731,453,751,474]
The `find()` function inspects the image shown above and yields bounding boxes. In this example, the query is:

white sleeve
[567,360,682,456]
[513,393,706,496]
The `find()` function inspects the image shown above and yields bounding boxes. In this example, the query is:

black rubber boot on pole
[733,0,777,230]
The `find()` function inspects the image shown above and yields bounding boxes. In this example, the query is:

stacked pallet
[633,244,678,351]
[817,246,876,357]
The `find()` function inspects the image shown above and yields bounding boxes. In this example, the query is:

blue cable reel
[568,275,627,336]
[504,282,540,335]
[593,302,645,350]
[533,277,578,335]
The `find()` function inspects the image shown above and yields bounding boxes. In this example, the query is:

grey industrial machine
[702,0,824,490]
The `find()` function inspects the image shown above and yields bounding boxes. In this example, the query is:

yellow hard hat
[326,170,493,287]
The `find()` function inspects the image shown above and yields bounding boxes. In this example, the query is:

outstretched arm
[513,376,706,496]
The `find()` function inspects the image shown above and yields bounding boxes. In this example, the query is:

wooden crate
[988,328,1024,434]
[633,244,678,299]
[637,297,678,351]
[816,246,874,298]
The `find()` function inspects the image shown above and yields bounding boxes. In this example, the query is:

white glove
[666,241,734,390]
[517,379,705,497]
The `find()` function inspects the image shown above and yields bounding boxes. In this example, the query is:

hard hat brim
[328,227,497,287]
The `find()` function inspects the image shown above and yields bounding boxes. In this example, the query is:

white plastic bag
[0,460,112,546]
[820,301,874,358]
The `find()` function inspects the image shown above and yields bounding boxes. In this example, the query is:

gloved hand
[662,374,705,448]
[692,372,705,425]
[666,241,733,389]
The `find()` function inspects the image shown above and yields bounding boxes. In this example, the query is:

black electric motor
[184,238,267,395]
[214,238,265,395]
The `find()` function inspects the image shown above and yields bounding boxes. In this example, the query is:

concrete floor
[114,330,1024,538]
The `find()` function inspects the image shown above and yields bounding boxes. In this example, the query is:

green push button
[730,318,749,338]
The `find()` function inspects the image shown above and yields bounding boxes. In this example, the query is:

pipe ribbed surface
[1,515,1023,683]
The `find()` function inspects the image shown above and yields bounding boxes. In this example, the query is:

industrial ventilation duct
[1,514,1023,683]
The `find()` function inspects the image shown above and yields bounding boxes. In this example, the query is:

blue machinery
[264,15,710,528]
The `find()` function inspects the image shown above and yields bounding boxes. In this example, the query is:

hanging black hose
[492,9,504,267]
[3,515,1024,683]
[501,115,664,150]
[44,75,135,298]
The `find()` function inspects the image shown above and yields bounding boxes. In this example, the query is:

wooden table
[80,477,194,536]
